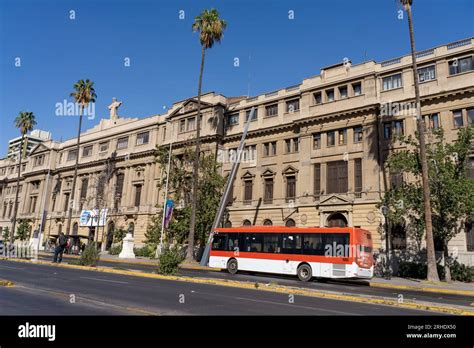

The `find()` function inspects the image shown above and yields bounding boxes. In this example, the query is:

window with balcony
[136,131,150,145]
[265,104,278,117]
[117,137,129,150]
[82,145,93,157]
[382,73,402,91]
[418,65,436,82]
[327,161,348,194]
[449,56,473,75]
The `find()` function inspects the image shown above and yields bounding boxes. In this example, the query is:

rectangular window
[467,108,474,125]
[226,233,240,251]
[302,234,325,255]
[353,126,363,143]
[263,234,279,253]
[314,92,322,104]
[264,178,273,204]
[245,109,258,121]
[212,234,226,251]
[82,145,93,157]
[394,120,404,137]
[327,161,348,194]
[338,129,347,145]
[263,142,277,157]
[242,233,262,252]
[281,234,302,254]
[227,113,239,125]
[382,73,402,91]
[453,110,464,128]
[384,123,392,139]
[117,137,128,150]
[390,171,403,189]
[29,196,37,213]
[326,89,334,102]
[286,176,296,202]
[354,158,362,193]
[418,65,436,82]
[67,150,77,162]
[327,131,335,147]
[265,104,278,117]
[339,86,348,99]
[286,99,300,113]
[244,180,253,204]
[134,185,142,207]
[64,193,70,212]
[352,82,362,96]
[428,113,440,129]
[384,121,404,139]
[136,131,150,145]
[314,164,321,198]
[80,178,88,200]
[449,56,473,75]
[179,119,186,133]
[187,117,196,131]
[99,142,109,152]
[34,155,44,167]
[115,173,124,206]
[285,138,299,153]
[313,133,321,149]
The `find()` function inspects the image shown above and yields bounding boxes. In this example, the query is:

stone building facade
[0,37,473,264]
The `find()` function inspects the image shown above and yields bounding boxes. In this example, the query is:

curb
[2,257,474,315]
[370,281,474,297]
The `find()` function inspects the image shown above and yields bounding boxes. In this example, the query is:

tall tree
[66,79,97,236]
[187,9,227,261]
[10,111,36,243]
[399,0,439,281]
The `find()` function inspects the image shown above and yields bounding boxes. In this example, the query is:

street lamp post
[381,205,391,280]
[156,120,173,257]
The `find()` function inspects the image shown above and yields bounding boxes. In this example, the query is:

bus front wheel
[297,264,312,282]
[227,259,238,274]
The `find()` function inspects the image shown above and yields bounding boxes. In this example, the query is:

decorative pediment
[282,165,298,176]
[169,99,213,118]
[241,171,255,179]
[261,168,276,177]
[29,143,50,156]
[319,194,353,206]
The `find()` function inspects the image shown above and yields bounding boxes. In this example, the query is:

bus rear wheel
[227,259,238,274]
[297,264,312,282]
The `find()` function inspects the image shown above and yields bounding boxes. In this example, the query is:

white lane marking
[79,276,129,284]
[0,265,25,270]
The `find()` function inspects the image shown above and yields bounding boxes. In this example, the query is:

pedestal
[119,233,135,259]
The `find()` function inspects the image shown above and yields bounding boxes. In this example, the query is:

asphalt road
[34,254,474,308]
[0,259,439,315]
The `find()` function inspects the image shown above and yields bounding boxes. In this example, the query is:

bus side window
[212,234,227,251]
[227,233,239,251]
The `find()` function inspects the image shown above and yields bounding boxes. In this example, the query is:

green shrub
[134,245,155,258]
[397,261,445,280]
[158,246,184,275]
[450,261,474,282]
[79,242,100,267]
[108,243,122,256]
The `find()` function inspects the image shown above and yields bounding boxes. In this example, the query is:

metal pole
[157,121,173,256]
[200,107,255,266]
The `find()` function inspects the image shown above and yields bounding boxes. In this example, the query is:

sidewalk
[37,251,474,296]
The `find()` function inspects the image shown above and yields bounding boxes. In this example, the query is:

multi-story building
[7,129,52,159]
[0,37,473,265]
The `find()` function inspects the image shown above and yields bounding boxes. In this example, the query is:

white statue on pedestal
[107,97,123,121]
[119,233,135,259]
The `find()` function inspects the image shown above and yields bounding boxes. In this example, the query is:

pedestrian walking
[53,232,67,263]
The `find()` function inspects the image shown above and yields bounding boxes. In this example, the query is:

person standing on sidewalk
[53,232,67,263]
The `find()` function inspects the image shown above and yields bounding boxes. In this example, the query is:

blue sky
[0,0,473,156]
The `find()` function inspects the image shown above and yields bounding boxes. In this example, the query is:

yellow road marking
[0,279,14,287]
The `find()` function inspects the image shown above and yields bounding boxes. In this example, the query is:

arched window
[263,219,273,226]
[224,220,232,228]
[242,219,252,226]
[285,218,296,227]
[326,213,348,227]
[72,223,78,236]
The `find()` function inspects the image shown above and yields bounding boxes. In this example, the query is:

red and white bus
[209,226,373,281]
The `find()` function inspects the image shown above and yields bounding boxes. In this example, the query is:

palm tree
[187,9,227,261]
[10,111,36,243]
[65,79,97,237]
[400,0,439,281]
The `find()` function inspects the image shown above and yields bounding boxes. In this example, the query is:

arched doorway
[242,219,251,226]
[285,218,296,227]
[263,219,273,226]
[326,213,348,227]
[106,222,115,250]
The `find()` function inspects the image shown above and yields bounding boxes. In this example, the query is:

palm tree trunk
[10,134,25,243]
[65,106,84,236]
[405,4,439,282]
[187,45,206,261]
